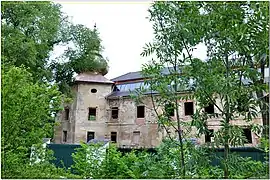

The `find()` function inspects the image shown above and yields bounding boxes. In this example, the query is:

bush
[2,151,81,179]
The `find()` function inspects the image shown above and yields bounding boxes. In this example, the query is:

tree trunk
[175,100,185,177]
[224,54,230,179]
[259,63,269,137]
[257,90,269,138]
[224,143,229,178]
[173,52,185,178]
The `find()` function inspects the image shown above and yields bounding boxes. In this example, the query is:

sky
[56,2,207,79]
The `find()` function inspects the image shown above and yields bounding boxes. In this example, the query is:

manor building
[54,70,263,147]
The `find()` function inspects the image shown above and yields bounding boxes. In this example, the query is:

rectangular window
[184,102,194,116]
[205,104,214,114]
[205,129,214,143]
[133,131,140,144]
[111,107,118,119]
[165,103,175,117]
[243,128,252,143]
[88,108,96,121]
[111,132,117,143]
[63,131,67,142]
[87,131,95,142]
[64,108,69,120]
[137,106,145,118]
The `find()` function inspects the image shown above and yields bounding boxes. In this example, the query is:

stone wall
[107,97,161,148]
[54,85,78,144]
[54,82,263,147]
[73,82,112,143]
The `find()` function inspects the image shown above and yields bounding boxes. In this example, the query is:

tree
[199,1,269,138]
[1,1,109,94]
[137,2,205,177]
[1,2,110,177]
[1,66,63,177]
[1,0,109,156]
[72,143,136,179]
[51,25,108,95]
[140,1,268,178]
[1,1,63,81]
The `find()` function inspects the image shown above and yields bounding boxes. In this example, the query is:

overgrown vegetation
[1,1,269,179]
[1,1,107,178]
[1,1,108,95]
[71,140,268,179]
[136,1,269,178]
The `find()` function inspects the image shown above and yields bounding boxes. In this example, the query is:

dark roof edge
[110,71,142,81]
[114,78,145,83]
[106,90,193,100]
[75,80,114,84]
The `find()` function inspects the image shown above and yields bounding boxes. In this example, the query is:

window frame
[133,131,140,144]
[63,130,67,143]
[88,107,97,121]
[205,104,215,114]
[111,107,119,119]
[64,108,70,120]
[137,105,145,118]
[243,128,252,143]
[111,132,117,143]
[87,131,95,142]
[184,102,194,116]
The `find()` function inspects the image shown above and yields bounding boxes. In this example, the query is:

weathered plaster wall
[73,82,112,143]
[54,85,78,144]
[55,84,262,147]
[107,97,161,148]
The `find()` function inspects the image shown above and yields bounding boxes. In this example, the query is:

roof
[106,77,252,99]
[107,67,187,99]
[108,66,266,99]
[111,71,143,82]
[75,72,114,84]
[111,66,270,83]
[111,67,181,82]
[105,80,187,99]
[106,81,150,99]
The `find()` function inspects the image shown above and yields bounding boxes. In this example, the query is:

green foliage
[71,140,270,179]
[72,143,136,179]
[102,145,136,178]
[2,143,80,179]
[259,137,269,153]
[2,152,81,179]
[1,1,110,178]
[1,1,62,81]
[1,66,68,178]
[2,67,62,154]
[140,1,269,178]
[2,1,109,95]
[225,153,268,179]
[156,139,223,179]
[68,25,108,75]
[50,25,109,95]
[71,143,103,178]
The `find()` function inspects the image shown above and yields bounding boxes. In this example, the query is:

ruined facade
[54,71,263,147]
